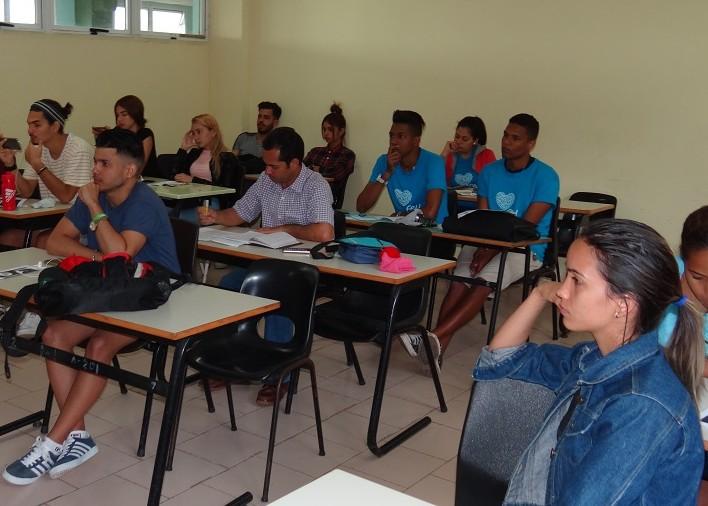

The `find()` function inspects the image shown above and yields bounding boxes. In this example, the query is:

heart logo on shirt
[454,173,474,186]
[495,192,515,211]
[394,189,413,207]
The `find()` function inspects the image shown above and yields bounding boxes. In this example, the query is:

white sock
[43,436,63,454]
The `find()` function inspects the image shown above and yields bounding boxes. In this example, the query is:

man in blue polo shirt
[356,110,447,224]
[399,113,559,372]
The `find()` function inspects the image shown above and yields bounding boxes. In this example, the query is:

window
[0,0,206,37]
[1,0,39,26]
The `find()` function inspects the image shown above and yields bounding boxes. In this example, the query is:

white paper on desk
[199,228,299,249]
[349,213,395,223]
[149,181,186,187]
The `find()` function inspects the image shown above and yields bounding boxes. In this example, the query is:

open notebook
[199,227,300,249]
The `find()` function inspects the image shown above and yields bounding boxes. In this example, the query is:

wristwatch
[89,212,108,231]
[375,172,390,185]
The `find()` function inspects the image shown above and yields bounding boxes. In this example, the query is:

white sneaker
[3,436,62,485]
[417,332,442,375]
[398,331,424,357]
[49,431,98,479]
[17,312,42,337]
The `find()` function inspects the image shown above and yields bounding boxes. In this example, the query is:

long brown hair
[191,113,227,178]
[580,219,703,401]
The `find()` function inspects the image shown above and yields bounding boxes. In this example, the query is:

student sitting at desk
[475,219,703,505]
[0,99,93,249]
[356,109,447,224]
[303,103,356,208]
[442,115,495,188]
[173,113,242,218]
[399,114,559,371]
[3,128,179,486]
[658,205,708,377]
[92,95,158,178]
[200,126,333,406]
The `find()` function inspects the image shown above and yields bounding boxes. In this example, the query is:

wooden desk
[198,227,455,457]
[144,179,236,217]
[453,193,615,216]
[271,469,433,505]
[0,200,71,247]
[344,213,550,343]
[0,248,278,506]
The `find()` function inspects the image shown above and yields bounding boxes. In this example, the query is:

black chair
[169,217,199,282]
[314,222,437,386]
[187,259,324,502]
[558,192,617,257]
[330,175,350,210]
[155,153,177,180]
[429,189,459,261]
[455,378,555,506]
[522,197,561,340]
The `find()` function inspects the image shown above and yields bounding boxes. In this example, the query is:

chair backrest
[569,191,617,220]
[541,197,561,267]
[331,176,349,210]
[368,222,432,256]
[447,189,459,218]
[456,378,556,506]
[333,210,347,239]
[239,259,320,354]
[156,153,177,179]
[169,217,199,279]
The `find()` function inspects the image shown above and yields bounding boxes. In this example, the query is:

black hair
[258,101,282,120]
[95,128,145,174]
[323,103,346,130]
[457,116,487,145]
[580,219,703,400]
[680,205,708,260]
[115,95,147,128]
[392,110,425,137]
[29,99,73,134]
[262,127,304,165]
[508,113,539,140]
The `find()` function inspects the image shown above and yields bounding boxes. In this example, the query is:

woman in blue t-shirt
[441,115,496,188]
[657,205,708,377]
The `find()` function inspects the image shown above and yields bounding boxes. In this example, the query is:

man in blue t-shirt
[356,110,447,224]
[3,129,179,486]
[398,114,560,372]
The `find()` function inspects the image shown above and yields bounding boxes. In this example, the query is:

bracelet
[37,166,48,175]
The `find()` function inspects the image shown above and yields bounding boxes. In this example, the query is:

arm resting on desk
[47,216,147,260]
[356,181,387,214]
[260,222,334,242]
[420,188,443,221]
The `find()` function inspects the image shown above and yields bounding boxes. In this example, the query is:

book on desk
[199,227,300,249]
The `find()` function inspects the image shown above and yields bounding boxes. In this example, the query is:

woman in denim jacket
[474,219,704,505]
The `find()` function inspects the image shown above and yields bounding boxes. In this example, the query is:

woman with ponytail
[303,103,355,208]
[658,205,708,378]
[474,219,703,505]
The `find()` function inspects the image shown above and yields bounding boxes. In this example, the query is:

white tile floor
[0,278,586,505]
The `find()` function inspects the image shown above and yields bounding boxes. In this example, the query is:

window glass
[53,0,127,31]
[3,0,38,25]
[139,1,203,35]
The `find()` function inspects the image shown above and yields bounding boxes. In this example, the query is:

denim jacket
[473,330,703,505]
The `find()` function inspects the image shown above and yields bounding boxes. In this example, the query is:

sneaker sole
[398,334,420,358]
[49,446,98,479]
[2,469,43,485]
[417,334,441,366]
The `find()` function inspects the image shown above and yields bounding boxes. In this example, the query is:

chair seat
[314,289,423,343]
[187,331,307,381]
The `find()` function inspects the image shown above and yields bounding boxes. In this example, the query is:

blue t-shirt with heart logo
[369,148,448,224]
[477,158,559,260]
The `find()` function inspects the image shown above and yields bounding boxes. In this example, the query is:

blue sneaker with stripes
[49,431,98,479]
[3,436,62,485]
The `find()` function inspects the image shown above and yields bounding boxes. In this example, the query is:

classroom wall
[1,27,210,158]
[233,0,708,247]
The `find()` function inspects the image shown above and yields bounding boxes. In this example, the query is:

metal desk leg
[22,228,33,248]
[367,285,432,457]
[521,247,532,300]
[485,250,508,344]
[148,339,190,506]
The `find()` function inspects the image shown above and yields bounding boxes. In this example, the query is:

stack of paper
[199,228,300,249]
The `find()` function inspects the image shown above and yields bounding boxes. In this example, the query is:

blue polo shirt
[368,148,448,224]
[477,158,559,260]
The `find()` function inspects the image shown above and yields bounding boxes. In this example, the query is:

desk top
[345,214,550,249]
[0,200,71,220]
[0,248,279,341]
[453,193,615,216]
[146,180,236,200]
[271,470,433,505]
[198,226,455,285]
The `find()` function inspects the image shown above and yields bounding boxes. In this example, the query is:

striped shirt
[234,165,334,228]
[23,133,93,200]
